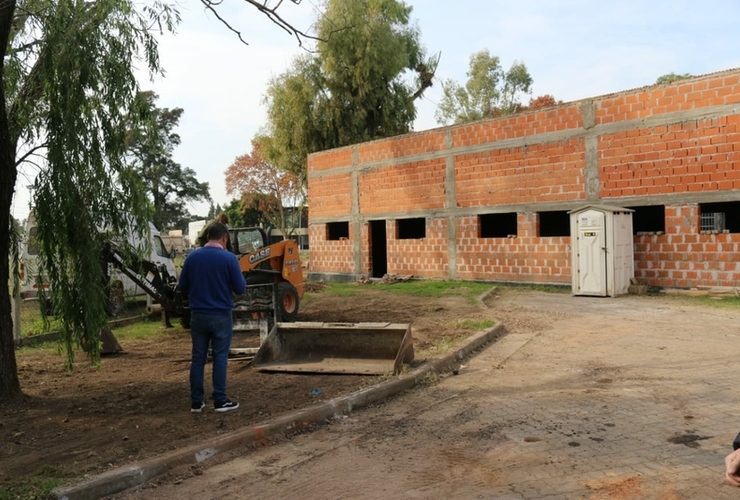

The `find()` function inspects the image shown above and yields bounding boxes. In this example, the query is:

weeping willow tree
[0,0,179,403]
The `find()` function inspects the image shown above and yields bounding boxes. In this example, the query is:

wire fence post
[12,287,21,344]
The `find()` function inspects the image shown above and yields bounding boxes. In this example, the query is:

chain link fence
[12,285,154,346]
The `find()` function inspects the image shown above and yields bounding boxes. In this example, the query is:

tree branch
[15,142,47,167]
[411,52,440,101]
[199,0,347,48]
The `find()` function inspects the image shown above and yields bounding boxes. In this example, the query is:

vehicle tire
[275,282,299,322]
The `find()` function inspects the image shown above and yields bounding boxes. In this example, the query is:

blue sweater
[177,246,246,315]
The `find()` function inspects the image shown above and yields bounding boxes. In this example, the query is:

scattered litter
[309,387,322,397]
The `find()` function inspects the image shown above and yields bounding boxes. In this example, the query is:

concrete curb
[50,323,506,500]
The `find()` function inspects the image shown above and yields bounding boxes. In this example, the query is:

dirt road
[115,289,740,500]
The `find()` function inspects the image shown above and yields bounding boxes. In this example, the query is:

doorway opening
[369,220,387,278]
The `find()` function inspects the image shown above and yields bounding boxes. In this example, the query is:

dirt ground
[0,281,494,492]
[111,288,740,500]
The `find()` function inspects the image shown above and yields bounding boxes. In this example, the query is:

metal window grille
[700,212,725,232]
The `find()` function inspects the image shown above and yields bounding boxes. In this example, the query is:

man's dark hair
[207,222,229,242]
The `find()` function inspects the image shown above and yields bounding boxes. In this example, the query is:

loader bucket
[251,322,414,375]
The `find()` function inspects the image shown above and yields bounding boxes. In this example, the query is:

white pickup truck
[19,214,178,300]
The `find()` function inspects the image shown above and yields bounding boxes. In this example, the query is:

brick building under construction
[306,68,740,290]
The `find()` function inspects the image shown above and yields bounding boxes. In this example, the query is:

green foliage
[0,465,68,500]
[125,91,211,231]
[225,138,304,233]
[5,0,179,373]
[456,318,494,330]
[262,0,436,180]
[223,198,249,228]
[435,50,533,125]
[24,315,62,337]
[655,72,693,85]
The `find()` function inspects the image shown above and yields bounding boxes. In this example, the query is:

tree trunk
[0,0,23,404]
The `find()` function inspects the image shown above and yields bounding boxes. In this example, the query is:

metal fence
[11,285,152,346]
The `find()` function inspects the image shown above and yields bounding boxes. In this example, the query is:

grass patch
[421,336,463,356]
[23,316,62,337]
[320,280,493,303]
[113,319,176,341]
[316,283,362,297]
[494,282,570,294]
[663,293,740,310]
[456,318,495,330]
[0,466,68,500]
[15,340,58,355]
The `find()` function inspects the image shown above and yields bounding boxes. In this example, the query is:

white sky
[11,0,740,224]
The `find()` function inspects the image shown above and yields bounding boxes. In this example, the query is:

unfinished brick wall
[307,224,354,274]
[385,219,449,278]
[454,139,587,207]
[359,158,447,214]
[634,205,740,288]
[308,69,740,289]
[455,214,571,283]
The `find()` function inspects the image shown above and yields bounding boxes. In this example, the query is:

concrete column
[351,146,362,275]
[445,130,458,279]
[581,100,600,202]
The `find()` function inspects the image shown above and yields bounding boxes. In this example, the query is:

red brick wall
[594,75,740,124]
[450,104,584,144]
[359,159,447,214]
[599,117,740,198]
[634,205,740,288]
[384,219,449,278]
[454,139,587,207]
[307,172,352,218]
[356,131,448,163]
[308,69,740,289]
[307,224,354,274]
[456,214,571,283]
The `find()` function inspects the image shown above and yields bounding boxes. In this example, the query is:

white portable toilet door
[577,211,607,296]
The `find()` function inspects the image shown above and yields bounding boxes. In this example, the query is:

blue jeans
[190,312,233,405]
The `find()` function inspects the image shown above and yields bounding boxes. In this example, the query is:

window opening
[397,218,426,239]
[626,205,665,235]
[699,202,740,233]
[538,211,569,237]
[327,221,349,240]
[479,213,517,238]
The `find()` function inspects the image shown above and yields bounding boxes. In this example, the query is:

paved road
[117,290,740,499]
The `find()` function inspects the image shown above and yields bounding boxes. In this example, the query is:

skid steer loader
[228,227,302,324]
[104,227,414,375]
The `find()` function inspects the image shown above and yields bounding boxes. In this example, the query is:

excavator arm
[102,242,179,313]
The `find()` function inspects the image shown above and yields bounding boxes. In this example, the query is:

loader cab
[228,227,269,256]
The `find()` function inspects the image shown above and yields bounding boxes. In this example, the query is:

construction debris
[356,274,413,285]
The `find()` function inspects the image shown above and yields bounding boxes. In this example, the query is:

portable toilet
[569,205,634,297]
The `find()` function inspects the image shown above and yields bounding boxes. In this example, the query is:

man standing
[178,222,246,413]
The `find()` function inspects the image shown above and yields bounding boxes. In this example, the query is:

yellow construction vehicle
[104,227,413,375]
[228,227,303,323]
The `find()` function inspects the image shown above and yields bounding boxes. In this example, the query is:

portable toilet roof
[568,204,634,215]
